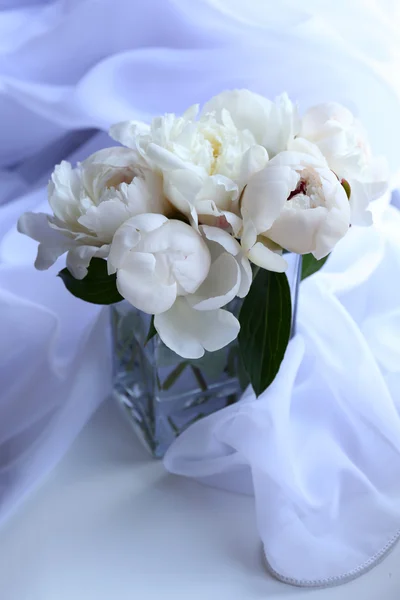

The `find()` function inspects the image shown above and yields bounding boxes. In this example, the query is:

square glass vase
[111,254,301,458]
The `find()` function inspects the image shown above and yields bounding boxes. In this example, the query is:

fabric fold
[165,205,400,585]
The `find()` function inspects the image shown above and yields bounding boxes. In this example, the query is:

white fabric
[164,201,400,586]
[1,1,400,169]
[5,399,400,600]
[0,133,114,525]
[1,0,400,582]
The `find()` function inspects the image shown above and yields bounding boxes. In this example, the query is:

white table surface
[1,398,399,600]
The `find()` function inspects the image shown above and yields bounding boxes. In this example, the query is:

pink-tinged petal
[222,212,243,237]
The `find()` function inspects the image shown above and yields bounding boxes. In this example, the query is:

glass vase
[111,254,302,458]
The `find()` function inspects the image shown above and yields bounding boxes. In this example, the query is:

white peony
[241,148,351,270]
[298,102,388,225]
[202,89,299,158]
[110,104,268,236]
[108,214,211,315]
[17,148,169,279]
[154,226,252,359]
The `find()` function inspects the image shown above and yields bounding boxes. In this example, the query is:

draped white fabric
[165,201,400,585]
[1,0,400,585]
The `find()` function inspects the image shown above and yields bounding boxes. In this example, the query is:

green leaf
[238,269,292,397]
[145,316,157,345]
[301,254,329,280]
[58,258,124,305]
[237,351,251,392]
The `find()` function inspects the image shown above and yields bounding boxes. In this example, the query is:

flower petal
[286,137,328,162]
[300,102,355,140]
[239,145,269,183]
[66,244,110,280]
[77,199,132,242]
[109,120,150,149]
[147,143,190,171]
[117,251,177,314]
[155,297,240,359]
[135,220,211,294]
[269,149,327,169]
[267,205,328,255]
[240,219,258,253]
[188,252,240,310]
[198,174,238,211]
[349,158,388,226]
[163,168,203,219]
[237,254,252,298]
[17,212,74,270]
[203,90,298,156]
[241,164,298,234]
[201,224,240,256]
[48,161,82,225]
[119,169,168,216]
[81,146,137,201]
[222,211,243,237]
[313,206,351,260]
[108,214,168,274]
[247,238,288,272]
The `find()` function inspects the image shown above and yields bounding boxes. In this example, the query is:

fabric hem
[262,529,400,588]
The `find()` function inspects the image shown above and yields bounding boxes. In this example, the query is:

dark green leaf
[58,258,124,305]
[225,345,250,391]
[145,316,157,345]
[301,254,329,280]
[237,351,251,392]
[238,269,292,397]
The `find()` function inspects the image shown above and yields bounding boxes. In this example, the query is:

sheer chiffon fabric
[165,202,400,585]
[1,0,400,585]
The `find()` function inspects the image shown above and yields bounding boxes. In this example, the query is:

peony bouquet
[18,90,388,397]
